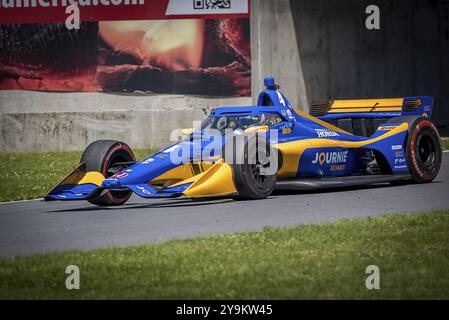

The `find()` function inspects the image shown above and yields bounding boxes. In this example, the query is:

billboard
[0,0,251,96]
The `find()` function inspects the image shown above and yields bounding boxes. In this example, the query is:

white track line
[0,198,43,206]
[444,150,449,153]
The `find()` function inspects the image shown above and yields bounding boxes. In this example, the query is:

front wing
[44,160,238,201]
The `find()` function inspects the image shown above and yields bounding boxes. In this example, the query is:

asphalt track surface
[1,153,448,258]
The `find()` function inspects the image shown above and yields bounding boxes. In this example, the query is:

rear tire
[81,140,136,206]
[388,116,442,184]
[226,135,278,200]
[407,118,442,183]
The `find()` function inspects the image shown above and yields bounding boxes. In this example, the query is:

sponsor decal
[395,150,404,157]
[142,158,155,164]
[114,172,128,178]
[378,126,397,131]
[391,145,403,150]
[276,91,286,107]
[394,165,408,169]
[315,129,339,138]
[330,164,346,171]
[395,158,406,164]
[136,185,152,195]
[163,144,181,153]
[156,153,167,159]
[312,151,348,165]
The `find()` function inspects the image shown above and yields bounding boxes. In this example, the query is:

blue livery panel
[298,148,361,177]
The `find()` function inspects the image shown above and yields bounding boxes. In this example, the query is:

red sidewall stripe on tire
[101,143,135,176]
[100,143,135,205]
[409,120,440,182]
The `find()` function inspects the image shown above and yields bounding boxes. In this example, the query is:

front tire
[81,140,136,206]
[227,135,278,200]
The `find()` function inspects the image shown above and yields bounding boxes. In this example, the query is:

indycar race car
[45,77,442,206]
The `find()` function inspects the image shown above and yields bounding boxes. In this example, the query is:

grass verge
[0,148,158,202]
[1,209,448,299]
[443,138,449,151]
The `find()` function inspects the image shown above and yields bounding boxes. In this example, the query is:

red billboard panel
[0,0,251,96]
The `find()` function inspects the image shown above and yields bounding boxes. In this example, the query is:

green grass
[0,148,158,202]
[443,138,449,151]
[1,210,449,299]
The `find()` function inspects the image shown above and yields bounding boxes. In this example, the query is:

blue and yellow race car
[45,77,442,206]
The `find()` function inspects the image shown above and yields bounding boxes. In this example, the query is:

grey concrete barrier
[0,91,251,152]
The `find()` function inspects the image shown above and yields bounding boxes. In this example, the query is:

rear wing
[310,96,433,137]
[311,96,434,120]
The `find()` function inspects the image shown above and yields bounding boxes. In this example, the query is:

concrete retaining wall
[0,92,250,152]
[251,0,309,112]
[290,0,449,129]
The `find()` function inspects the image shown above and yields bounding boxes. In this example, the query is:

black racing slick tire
[388,116,442,184]
[406,117,442,183]
[81,140,136,206]
[225,135,278,200]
